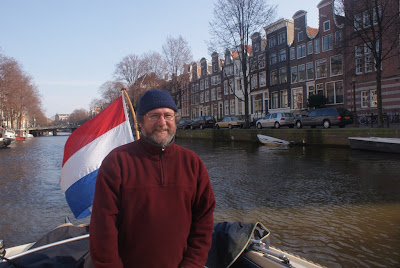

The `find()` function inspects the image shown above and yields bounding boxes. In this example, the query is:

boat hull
[348,137,400,154]
[257,134,291,147]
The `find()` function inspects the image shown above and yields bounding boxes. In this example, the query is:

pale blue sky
[0,0,321,118]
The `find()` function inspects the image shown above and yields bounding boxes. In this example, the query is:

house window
[200,92,204,103]
[229,79,234,93]
[270,70,278,86]
[279,67,287,84]
[279,49,287,62]
[330,54,343,76]
[230,99,235,114]
[307,84,315,98]
[291,66,298,83]
[315,59,327,79]
[361,91,369,108]
[322,34,333,51]
[323,20,330,32]
[254,43,259,52]
[298,64,306,82]
[325,81,344,104]
[280,89,288,108]
[314,38,320,54]
[292,87,303,109]
[354,13,362,31]
[213,63,218,72]
[258,54,265,69]
[298,31,304,42]
[290,47,295,60]
[217,87,222,100]
[363,10,371,28]
[307,41,313,55]
[251,75,258,89]
[316,83,324,95]
[271,92,279,109]
[335,31,342,47]
[306,62,314,80]
[224,80,229,95]
[224,100,229,115]
[200,80,204,90]
[278,32,286,44]
[373,6,381,25]
[268,36,276,48]
[269,53,277,65]
[371,90,377,107]
[205,79,209,88]
[205,90,210,102]
[364,44,374,73]
[297,44,306,59]
[259,71,266,87]
[361,90,377,108]
[211,88,216,101]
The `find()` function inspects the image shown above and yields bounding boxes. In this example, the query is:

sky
[0,0,321,118]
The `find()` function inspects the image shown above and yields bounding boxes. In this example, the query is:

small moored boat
[348,137,400,154]
[257,134,292,147]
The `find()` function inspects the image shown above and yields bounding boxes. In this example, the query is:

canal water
[0,135,399,267]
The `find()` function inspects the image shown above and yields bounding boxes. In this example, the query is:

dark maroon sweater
[90,138,215,268]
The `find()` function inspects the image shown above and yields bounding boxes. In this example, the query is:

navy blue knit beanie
[137,89,178,116]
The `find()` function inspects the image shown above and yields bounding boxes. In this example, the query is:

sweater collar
[138,135,175,155]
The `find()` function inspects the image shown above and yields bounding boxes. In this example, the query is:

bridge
[28,125,79,137]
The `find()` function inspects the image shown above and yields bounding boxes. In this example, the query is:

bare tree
[69,108,90,125]
[209,0,276,127]
[337,0,400,127]
[162,35,193,109]
[162,35,193,77]
[114,54,145,88]
[141,51,167,79]
[0,54,46,128]
[98,81,125,106]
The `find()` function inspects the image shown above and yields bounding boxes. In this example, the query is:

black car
[294,108,353,129]
[190,116,216,129]
[177,119,193,130]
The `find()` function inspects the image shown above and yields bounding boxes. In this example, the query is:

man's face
[139,107,177,147]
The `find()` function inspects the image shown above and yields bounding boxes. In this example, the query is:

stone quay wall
[176,127,400,147]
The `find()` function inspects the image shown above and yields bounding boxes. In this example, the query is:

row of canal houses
[176,0,400,122]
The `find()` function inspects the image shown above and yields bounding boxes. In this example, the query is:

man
[90,89,216,268]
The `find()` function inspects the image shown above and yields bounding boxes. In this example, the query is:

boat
[257,134,292,147]
[0,221,323,268]
[14,130,33,141]
[348,137,400,154]
[0,128,12,148]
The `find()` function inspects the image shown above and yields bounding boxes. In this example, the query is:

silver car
[256,112,295,129]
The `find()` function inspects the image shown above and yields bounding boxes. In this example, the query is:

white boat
[257,134,292,147]
[1,222,323,268]
[3,129,16,143]
[348,137,400,154]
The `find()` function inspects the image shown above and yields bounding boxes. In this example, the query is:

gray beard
[141,127,176,147]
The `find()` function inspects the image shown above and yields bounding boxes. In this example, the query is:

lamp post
[352,76,358,127]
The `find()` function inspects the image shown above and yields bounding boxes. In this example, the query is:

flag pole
[122,88,140,140]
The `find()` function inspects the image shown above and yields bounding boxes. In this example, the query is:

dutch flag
[60,94,134,219]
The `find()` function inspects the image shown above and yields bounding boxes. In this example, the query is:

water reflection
[0,136,399,267]
[176,139,400,268]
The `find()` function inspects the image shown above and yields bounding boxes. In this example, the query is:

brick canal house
[181,0,399,122]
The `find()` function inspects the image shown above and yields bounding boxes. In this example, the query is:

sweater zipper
[159,148,165,185]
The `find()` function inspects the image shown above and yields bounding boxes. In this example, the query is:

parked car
[215,116,245,129]
[294,108,353,129]
[256,112,295,129]
[177,119,193,129]
[190,116,216,129]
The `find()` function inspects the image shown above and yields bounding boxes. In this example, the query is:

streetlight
[352,75,358,127]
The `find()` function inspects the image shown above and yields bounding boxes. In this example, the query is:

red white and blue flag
[60,94,134,219]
